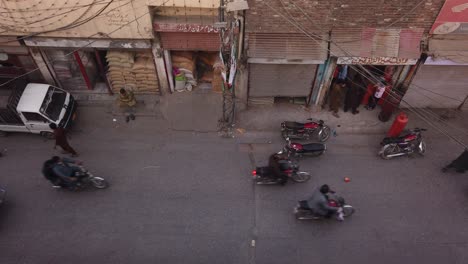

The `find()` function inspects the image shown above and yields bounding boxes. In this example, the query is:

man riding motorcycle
[268,153,289,185]
[42,156,82,187]
[306,184,344,221]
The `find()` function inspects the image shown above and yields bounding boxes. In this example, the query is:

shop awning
[331,28,424,61]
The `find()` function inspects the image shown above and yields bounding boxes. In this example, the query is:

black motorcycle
[281,118,331,142]
[252,155,311,185]
[294,192,355,221]
[53,165,109,191]
[379,128,427,160]
[442,149,468,173]
[280,138,326,159]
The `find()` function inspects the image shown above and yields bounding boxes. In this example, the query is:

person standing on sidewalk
[49,123,78,157]
[329,80,347,118]
[119,88,136,123]
[366,81,386,110]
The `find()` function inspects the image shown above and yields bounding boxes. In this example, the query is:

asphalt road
[1,106,467,264]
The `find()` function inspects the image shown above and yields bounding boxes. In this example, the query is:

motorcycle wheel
[291,172,311,183]
[380,144,399,160]
[90,177,109,189]
[317,125,331,142]
[342,205,355,217]
[418,141,426,155]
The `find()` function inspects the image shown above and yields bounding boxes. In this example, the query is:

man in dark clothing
[42,156,65,187]
[329,80,347,118]
[268,153,289,185]
[306,184,343,220]
[49,123,78,157]
[344,76,365,114]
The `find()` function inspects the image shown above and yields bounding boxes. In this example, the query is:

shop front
[0,37,44,85]
[315,28,424,118]
[246,33,327,106]
[153,8,223,94]
[24,38,160,95]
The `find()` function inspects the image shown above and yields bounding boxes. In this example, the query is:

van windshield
[40,86,67,121]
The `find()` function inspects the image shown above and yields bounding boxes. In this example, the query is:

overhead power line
[263,0,467,149]
[0,0,171,88]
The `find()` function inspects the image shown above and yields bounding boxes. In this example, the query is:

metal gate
[249,64,317,97]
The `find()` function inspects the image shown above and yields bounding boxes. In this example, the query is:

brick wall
[246,0,445,33]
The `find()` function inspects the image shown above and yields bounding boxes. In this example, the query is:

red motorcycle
[279,138,326,159]
[379,128,427,159]
[281,118,331,142]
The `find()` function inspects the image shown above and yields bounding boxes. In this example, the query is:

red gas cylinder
[387,112,408,137]
[361,84,375,105]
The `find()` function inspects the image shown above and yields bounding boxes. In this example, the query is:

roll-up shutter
[248,33,327,61]
[159,32,220,51]
[403,65,468,108]
[249,64,316,97]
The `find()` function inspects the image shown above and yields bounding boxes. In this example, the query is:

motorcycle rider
[306,184,344,221]
[44,156,82,187]
[268,153,289,185]
[42,156,65,187]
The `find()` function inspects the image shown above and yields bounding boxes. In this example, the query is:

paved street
[1,106,468,264]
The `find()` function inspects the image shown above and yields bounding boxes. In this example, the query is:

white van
[0,81,76,138]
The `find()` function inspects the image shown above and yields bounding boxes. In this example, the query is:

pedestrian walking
[329,80,347,118]
[119,88,136,123]
[366,81,386,110]
[49,123,78,157]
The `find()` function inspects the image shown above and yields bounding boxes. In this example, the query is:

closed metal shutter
[403,65,468,108]
[249,64,316,97]
[248,33,327,61]
[159,32,220,51]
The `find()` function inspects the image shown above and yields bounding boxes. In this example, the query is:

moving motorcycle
[280,138,326,158]
[294,193,355,221]
[53,165,109,191]
[281,118,331,142]
[252,156,311,185]
[379,128,427,160]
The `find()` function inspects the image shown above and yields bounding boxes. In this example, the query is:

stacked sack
[106,51,135,92]
[106,51,159,93]
[132,53,159,92]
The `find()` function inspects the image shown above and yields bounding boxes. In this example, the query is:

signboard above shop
[430,0,468,34]
[337,56,418,65]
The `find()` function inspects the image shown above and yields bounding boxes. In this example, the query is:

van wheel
[40,131,55,140]
[0,131,7,137]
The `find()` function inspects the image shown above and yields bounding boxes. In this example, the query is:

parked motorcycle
[281,118,331,142]
[53,165,109,191]
[280,138,326,158]
[294,192,355,221]
[442,149,468,173]
[379,128,427,160]
[252,156,311,185]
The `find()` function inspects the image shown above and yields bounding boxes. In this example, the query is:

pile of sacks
[171,51,197,92]
[106,51,159,93]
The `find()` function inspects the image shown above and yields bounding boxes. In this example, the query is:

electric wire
[263,0,467,148]
[278,0,467,123]
[0,0,171,88]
